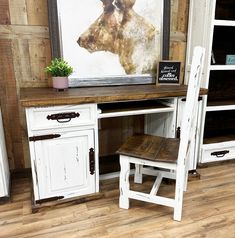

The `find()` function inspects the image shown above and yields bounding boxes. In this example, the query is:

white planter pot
[52,77,69,90]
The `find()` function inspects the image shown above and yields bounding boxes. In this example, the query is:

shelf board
[210,65,235,71]
[98,100,174,119]
[206,100,235,111]
[204,134,235,144]
[214,19,235,27]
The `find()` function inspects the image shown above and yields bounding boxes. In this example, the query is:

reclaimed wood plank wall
[0,0,189,170]
[0,0,50,169]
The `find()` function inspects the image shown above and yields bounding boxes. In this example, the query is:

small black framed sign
[157,61,181,84]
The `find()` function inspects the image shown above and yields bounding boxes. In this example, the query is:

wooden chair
[116,46,205,221]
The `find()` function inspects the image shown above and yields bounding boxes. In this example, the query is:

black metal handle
[47,112,80,123]
[29,134,61,142]
[211,150,229,158]
[89,148,95,175]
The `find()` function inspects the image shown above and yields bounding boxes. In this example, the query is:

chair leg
[134,164,143,184]
[119,156,130,209]
[173,164,186,221]
[184,150,190,192]
[184,170,188,192]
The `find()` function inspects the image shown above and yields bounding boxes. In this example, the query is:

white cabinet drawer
[26,104,96,131]
[200,141,235,163]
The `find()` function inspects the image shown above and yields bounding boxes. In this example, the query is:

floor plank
[0,161,235,238]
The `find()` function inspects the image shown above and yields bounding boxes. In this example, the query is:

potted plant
[45,58,73,90]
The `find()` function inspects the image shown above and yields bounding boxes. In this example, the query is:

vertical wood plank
[0,39,15,169]
[12,38,51,88]
[12,39,32,87]
[25,0,48,26]
[99,116,144,157]
[170,0,189,84]
[28,38,51,86]
[170,0,179,32]
[0,39,24,169]
[177,0,189,32]
[8,0,28,25]
[0,0,10,25]
[170,41,187,84]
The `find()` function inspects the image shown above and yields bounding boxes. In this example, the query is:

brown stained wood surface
[0,39,24,169]
[0,25,49,39]
[170,0,189,83]
[204,134,235,144]
[25,0,48,26]
[8,0,28,25]
[8,0,48,26]
[117,134,179,163]
[207,99,235,107]
[20,85,208,107]
[0,161,235,237]
[99,115,144,158]
[0,0,10,25]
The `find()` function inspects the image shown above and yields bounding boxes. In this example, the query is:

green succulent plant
[45,58,73,77]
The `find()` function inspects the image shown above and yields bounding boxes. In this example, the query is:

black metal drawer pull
[211,150,229,158]
[89,148,95,175]
[47,112,80,123]
[29,134,61,142]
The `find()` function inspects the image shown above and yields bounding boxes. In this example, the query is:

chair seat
[117,134,179,163]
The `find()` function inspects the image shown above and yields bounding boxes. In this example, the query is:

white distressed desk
[20,85,207,206]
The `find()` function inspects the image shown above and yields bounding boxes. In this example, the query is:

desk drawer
[26,104,96,131]
[200,141,235,163]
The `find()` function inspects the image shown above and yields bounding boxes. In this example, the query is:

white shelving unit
[187,0,235,164]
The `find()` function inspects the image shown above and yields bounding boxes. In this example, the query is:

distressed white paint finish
[210,65,235,71]
[119,47,205,221]
[145,98,177,139]
[0,109,10,197]
[33,129,95,200]
[26,105,98,202]
[201,141,235,163]
[98,106,174,119]
[28,104,96,131]
[177,97,203,170]
[187,0,235,164]
[206,104,235,112]
[214,19,235,26]
[119,157,130,209]
[134,164,143,184]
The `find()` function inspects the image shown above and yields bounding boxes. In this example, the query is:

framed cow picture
[48,0,171,86]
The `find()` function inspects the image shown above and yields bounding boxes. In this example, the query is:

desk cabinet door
[32,129,96,200]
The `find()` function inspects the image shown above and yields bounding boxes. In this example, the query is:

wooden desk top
[20,84,208,107]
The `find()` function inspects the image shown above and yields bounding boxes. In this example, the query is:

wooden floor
[1,161,235,238]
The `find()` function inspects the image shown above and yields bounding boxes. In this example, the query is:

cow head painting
[78,0,160,75]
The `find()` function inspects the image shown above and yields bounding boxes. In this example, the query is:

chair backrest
[178,46,205,165]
